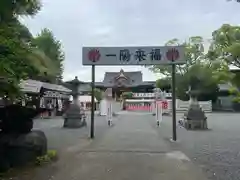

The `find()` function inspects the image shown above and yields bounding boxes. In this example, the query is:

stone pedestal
[63,103,86,128]
[0,130,47,171]
[0,105,48,172]
[183,96,208,130]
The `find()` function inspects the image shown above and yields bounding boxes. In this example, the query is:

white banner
[82,46,185,65]
[105,88,112,98]
[99,99,107,116]
[132,93,172,98]
[156,101,163,125]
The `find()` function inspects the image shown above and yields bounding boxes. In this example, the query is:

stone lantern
[63,76,86,128]
[182,77,208,130]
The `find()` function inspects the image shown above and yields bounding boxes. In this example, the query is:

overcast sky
[22,0,240,82]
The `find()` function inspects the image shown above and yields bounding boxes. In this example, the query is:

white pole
[110,101,112,125]
[107,99,112,126]
[152,101,155,115]
[156,101,163,126]
[156,101,159,126]
[159,102,163,124]
[107,100,109,124]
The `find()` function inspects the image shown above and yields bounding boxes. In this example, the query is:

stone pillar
[72,95,78,105]
[189,90,198,106]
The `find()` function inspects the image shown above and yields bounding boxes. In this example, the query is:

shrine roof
[102,71,143,87]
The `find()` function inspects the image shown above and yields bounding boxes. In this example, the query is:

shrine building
[95,69,156,99]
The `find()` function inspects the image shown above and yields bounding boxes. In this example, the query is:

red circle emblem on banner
[88,49,101,62]
[166,48,179,61]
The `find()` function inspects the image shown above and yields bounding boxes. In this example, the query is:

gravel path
[33,115,111,152]
[33,112,240,180]
[25,113,207,180]
[155,113,240,180]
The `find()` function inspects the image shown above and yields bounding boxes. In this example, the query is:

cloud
[22,0,240,82]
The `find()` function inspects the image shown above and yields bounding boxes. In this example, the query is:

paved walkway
[24,114,208,180]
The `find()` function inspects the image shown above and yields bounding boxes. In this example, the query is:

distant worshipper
[178,118,184,128]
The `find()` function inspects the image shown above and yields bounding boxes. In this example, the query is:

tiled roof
[20,79,72,93]
[102,71,143,87]
[19,79,42,93]
[42,82,72,92]
[64,71,156,90]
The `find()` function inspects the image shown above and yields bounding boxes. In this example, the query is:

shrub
[35,150,58,166]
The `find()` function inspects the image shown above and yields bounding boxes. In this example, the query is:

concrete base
[184,105,206,120]
[183,97,208,130]
[63,118,86,128]
[63,103,87,128]
[184,119,208,130]
[152,112,170,116]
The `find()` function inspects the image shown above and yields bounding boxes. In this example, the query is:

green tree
[0,0,42,97]
[29,49,61,80]
[208,24,240,87]
[122,92,133,99]
[94,88,103,102]
[155,78,171,91]
[0,0,41,21]
[209,24,240,103]
[0,0,62,97]
[150,36,205,77]
[208,24,240,69]
[182,63,220,101]
[2,20,57,79]
[230,70,240,87]
[0,20,39,98]
[151,36,208,100]
[151,35,232,101]
[175,59,233,101]
[33,28,65,81]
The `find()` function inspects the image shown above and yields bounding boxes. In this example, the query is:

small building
[214,69,240,111]
[215,83,237,111]
[19,79,72,116]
